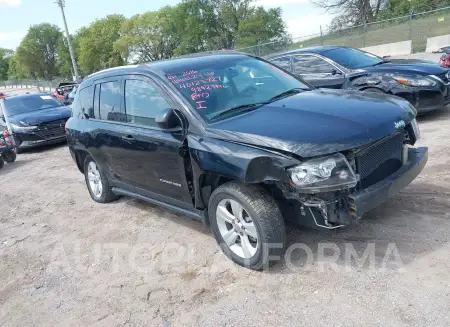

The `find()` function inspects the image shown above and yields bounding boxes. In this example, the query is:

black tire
[364,87,385,94]
[208,182,286,270]
[0,157,4,169]
[83,155,119,203]
[2,150,16,163]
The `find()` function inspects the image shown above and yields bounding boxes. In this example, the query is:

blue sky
[0,0,332,50]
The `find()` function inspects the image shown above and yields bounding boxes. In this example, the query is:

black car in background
[0,93,71,151]
[66,52,426,270]
[267,46,450,113]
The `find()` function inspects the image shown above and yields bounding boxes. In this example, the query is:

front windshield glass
[5,94,62,116]
[323,48,384,69]
[166,57,309,122]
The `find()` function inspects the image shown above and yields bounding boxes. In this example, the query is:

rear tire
[2,150,16,163]
[208,182,286,270]
[0,157,4,169]
[84,155,119,203]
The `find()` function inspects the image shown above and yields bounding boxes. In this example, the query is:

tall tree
[0,48,14,80]
[76,15,126,75]
[115,7,183,62]
[237,7,288,47]
[15,23,65,80]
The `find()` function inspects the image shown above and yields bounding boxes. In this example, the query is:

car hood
[363,59,448,76]
[8,106,72,126]
[206,89,416,158]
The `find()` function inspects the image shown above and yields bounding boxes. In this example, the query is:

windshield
[5,94,62,116]
[323,48,384,69]
[166,57,309,122]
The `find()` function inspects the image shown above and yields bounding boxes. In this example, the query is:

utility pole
[56,0,80,81]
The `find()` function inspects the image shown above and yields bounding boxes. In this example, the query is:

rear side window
[97,81,125,122]
[293,56,335,74]
[77,85,94,118]
[124,79,171,127]
[270,56,291,71]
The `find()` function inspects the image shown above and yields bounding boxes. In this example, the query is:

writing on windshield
[167,70,224,110]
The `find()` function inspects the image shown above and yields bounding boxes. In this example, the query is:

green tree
[0,48,14,80]
[76,15,126,75]
[116,0,289,62]
[115,7,183,62]
[16,23,65,80]
[237,7,287,48]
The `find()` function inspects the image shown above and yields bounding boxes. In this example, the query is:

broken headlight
[288,153,358,193]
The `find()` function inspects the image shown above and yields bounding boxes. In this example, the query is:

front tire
[2,150,17,163]
[208,182,286,270]
[84,155,119,203]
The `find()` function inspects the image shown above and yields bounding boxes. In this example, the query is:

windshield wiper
[209,102,266,122]
[372,61,387,67]
[267,88,303,102]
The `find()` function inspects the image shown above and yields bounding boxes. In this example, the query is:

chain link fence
[237,6,450,56]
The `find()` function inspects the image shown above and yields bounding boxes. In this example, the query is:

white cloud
[255,0,309,6]
[286,13,333,38]
[0,0,21,6]
[0,31,23,41]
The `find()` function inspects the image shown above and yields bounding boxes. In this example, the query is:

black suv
[267,46,450,114]
[66,52,427,270]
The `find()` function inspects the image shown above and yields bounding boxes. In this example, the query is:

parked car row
[65,50,427,270]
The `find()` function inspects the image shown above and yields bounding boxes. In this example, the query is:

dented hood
[206,89,416,158]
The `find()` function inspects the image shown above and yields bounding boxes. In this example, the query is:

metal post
[56,0,80,81]
[408,10,413,41]
[320,25,323,45]
[362,23,367,47]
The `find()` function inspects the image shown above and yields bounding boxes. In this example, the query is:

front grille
[437,72,449,83]
[35,119,68,139]
[355,133,404,188]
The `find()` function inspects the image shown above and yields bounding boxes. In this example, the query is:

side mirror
[331,69,342,76]
[155,108,182,130]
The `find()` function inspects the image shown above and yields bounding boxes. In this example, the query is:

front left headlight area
[10,123,38,133]
[288,153,358,193]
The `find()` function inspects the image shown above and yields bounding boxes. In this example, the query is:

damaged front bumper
[281,147,428,229]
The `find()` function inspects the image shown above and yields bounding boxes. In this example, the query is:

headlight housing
[288,153,358,193]
[10,123,38,133]
[386,74,437,87]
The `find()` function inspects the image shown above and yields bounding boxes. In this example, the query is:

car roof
[266,45,343,58]
[82,51,252,83]
[4,92,51,100]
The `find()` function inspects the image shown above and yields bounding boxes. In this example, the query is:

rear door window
[270,56,292,71]
[97,80,125,122]
[293,55,336,74]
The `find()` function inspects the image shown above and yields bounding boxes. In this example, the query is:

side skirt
[111,187,208,224]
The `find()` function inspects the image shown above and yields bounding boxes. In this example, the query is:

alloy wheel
[216,198,258,259]
[87,161,103,199]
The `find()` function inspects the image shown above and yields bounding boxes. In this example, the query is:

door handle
[121,135,135,142]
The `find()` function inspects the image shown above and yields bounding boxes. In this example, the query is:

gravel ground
[2,91,450,326]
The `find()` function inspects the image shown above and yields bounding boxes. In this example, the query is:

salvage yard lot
[1,108,450,327]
